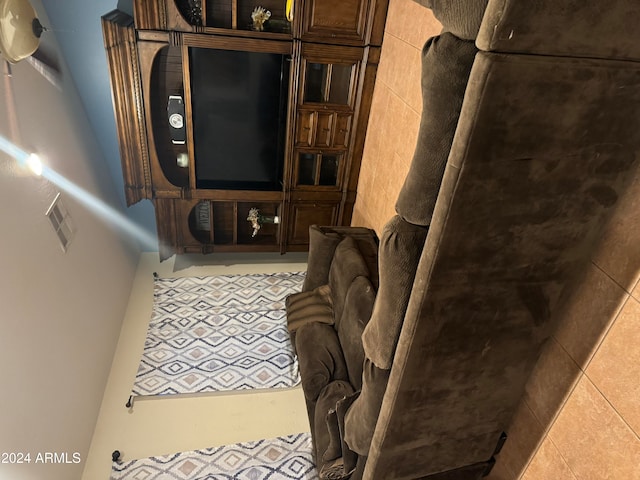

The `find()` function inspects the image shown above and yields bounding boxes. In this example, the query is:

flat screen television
[189,47,290,190]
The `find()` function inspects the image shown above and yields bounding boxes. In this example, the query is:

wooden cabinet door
[296,110,316,147]
[333,113,352,149]
[288,202,339,244]
[301,0,370,46]
[315,112,334,147]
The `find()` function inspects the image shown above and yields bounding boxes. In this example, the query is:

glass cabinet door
[303,62,354,105]
[296,152,342,187]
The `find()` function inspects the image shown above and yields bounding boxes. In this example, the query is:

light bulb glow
[26,153,43,176]
[0,135,157,250]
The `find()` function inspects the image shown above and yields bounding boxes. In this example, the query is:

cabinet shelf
[174,0,291,33]
[188,201,281,248]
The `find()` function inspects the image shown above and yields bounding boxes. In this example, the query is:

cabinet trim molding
[102,10,152,205]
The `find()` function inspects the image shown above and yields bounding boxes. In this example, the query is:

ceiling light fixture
[0,0,43,63]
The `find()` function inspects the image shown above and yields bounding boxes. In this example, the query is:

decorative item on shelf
[175,0,202,26]
[247,207,280,238]
[285,0,294,22]
[194,202,211,232]
[176,152,189,168]
[251,6,271,31]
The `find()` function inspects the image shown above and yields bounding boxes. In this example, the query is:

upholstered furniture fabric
[302,226,379,292]
[343,358,390,456]
[286,284,333,331]
[295,322,349,402]
[337,277,376,390]
[303,226,343,292]
[287,227,379,476]
[395,33,477,226]
[478,0,640,61]
[290,2,640,479]
[329,237,371,322]
[314,381,355,465]
[414,0,489,40]
[364,50,640,480]
[361,215,428,369]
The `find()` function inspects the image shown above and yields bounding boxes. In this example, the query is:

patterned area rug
[111,432,318,480]
[133,272,305,397]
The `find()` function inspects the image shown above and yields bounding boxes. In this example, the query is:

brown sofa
[286,1,640,479]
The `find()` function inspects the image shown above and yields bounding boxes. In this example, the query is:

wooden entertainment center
[102,0,388,260]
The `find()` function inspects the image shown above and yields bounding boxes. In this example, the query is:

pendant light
[0,0,43,63]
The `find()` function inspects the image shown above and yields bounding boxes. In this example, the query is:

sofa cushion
[395,32,477,227]
[350,234,380,291]
[303,225,344,292]
[286,284,333,332]
[296,322,349,402]
[337,276,376,390]
[362,216,428,369]
[363,50,640,479]
[314,381,355,464]
[344,358,391,456]
[477,0,640,62]
[328,236,371,323]
[414,0,488,40]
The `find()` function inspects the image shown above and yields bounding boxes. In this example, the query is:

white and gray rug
[132,272,305,397]
[111,432,318,480]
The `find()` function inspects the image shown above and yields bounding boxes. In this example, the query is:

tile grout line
[554,259,633,375]
[560,263,639,438]
[584,366,640,442]
[545,435,580,480]
[527,338,583,432]
[514,399,547,480]
[516,333,595,478]
[518,338,584,478]
[591,259,638,295]
[581,275,630,374]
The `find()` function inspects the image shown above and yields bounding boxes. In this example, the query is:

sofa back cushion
[328,236,371,323]
[337,276,376,390]
[395,32,477,227]
[303,225,344,292]
[362,216,428,369]
[303,226,379,292]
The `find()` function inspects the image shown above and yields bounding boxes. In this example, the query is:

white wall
[0,31,140,480]
[42,0,158,239]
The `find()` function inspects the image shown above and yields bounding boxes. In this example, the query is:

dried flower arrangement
[247,207,280,238]
[251,6,271,31]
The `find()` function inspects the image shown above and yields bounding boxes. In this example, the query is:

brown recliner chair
[288,0,640,478]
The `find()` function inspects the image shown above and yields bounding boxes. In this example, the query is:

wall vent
[46,193,75,252]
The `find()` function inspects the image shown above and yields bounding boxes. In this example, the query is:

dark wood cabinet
[102,0,388,259]
[288,201,340,246]
[301,0,367,45]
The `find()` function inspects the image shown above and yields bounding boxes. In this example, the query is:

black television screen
[189,47,289,190]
